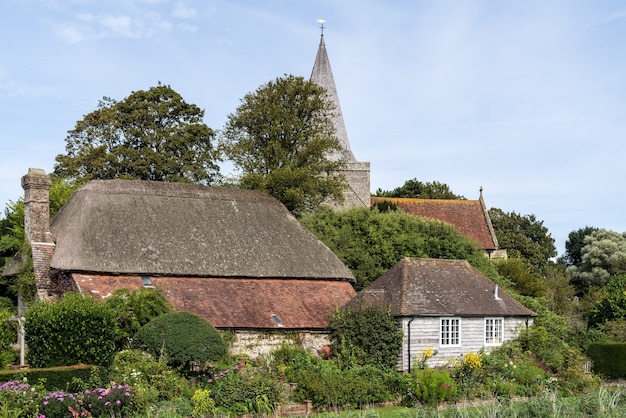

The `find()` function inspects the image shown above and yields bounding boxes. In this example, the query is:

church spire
[310,24,356,162]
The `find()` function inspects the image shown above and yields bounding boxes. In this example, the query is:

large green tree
[568,229,626,294]
[560,226,599,267]
[300,206,498,290]
[374,178,464,199]
[220,75,346,217]
[488,208,556,273]
[588,273,626,327]
[54,84,220,184]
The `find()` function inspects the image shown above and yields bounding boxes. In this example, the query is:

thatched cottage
[18,168,356,356]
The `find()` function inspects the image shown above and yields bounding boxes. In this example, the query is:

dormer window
[141,276,154,288]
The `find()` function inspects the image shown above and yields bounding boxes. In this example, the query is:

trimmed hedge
[588,343,626,378]
[24,293,116,368]
[0,364,96,390]
[132,311,226,371]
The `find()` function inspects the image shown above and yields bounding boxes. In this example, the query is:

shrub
[402,367,457,407]
[588,343,626,378]
[82,384,136,417]
[24,293,116,368]
[327,302,402,370]
[0,308,18,368]
[207,367,281,415]
[39,390,80,418]
[132,312,226,372]
[104,288,173,351]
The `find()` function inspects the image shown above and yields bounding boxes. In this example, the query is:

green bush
[24,293,116,368]
[132,311,226,371]
[327,302,403,370]
[0,308,17,368]
[104,288,174,351]
[588,343,626,378]
[401,368,457,407]
[208,368,281,415]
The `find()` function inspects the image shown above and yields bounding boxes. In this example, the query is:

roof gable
[50,180,354,281]
[355,258,535,317]
[370,197,498,250]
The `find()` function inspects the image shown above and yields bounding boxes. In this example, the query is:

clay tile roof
[74,274,356,330]
[50,180,354,281]
[370,197,498,250]
[353,258,535,318]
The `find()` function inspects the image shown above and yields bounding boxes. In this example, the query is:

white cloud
[172,2,197,19]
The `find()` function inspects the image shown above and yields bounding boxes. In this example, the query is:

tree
[300,207,498,290]
[488,208,556,273]
[588,273,626,327]
[374,178,465,199]
[220,75,346,217]
[560,226,599,267]
[54,84,220,184]
[494,257,547,298]
[103,288,174,351]
[568,229,626,294]
[327,302,403,370]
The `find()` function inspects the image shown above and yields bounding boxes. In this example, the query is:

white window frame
[484,317,504,346]
[440,317,461,346]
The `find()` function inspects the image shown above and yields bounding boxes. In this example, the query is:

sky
[1,0,625,256]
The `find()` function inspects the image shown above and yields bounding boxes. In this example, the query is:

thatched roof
[353,258,535,317]
[50,180,354,281]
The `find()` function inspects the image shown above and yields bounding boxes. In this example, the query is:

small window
[440,318,460,346]
[271,314,283,327]
[485,318,503,345]
[141,276,154,288]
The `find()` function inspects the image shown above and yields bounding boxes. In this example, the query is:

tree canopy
[567,229,626,294]
[374,178,464,199]
[300,206,498,290]
[560,226,599,267]
[220,75,346,217]
[54,84,220,184]
[488,208,556,273]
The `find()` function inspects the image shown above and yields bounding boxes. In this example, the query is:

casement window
[440,318,461,346]
[485,317,504,345]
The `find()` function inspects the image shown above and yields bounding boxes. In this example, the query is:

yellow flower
[463,351,482,370]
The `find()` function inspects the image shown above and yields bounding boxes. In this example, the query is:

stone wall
[327,161,371,210]
[229,330,331,359]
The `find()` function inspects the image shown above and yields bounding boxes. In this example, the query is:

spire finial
[317,18,326,36]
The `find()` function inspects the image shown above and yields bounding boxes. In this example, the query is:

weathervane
[317,18,326,36]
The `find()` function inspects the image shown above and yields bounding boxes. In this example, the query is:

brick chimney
[21,168,55,300]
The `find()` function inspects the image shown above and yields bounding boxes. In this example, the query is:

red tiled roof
[370,197,498,250]
[74,274,356,330]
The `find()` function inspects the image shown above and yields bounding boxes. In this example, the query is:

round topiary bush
[131,311,226,370]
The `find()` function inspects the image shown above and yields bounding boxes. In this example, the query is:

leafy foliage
[488,208,557,273]
[560,226,599,267]
[588,273,626,326]
[0,309,17,368]
[104,288,174,351]
[495,257,547,297]
[220,75,346,217]
[374,178,465,199]
[568,229,626,294]
[301,206,498,290]
[54,83,220,184]
[327,302,403,370]
[132,311,226,371]
[25,293,116,368]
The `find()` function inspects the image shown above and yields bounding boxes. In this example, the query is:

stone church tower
[310,33,371,209]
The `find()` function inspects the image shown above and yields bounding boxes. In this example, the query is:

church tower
[310,26,371,209]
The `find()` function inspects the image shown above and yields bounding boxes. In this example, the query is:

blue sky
[1,0,625,255]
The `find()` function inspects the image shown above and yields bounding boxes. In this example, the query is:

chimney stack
[21,168,54,300]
